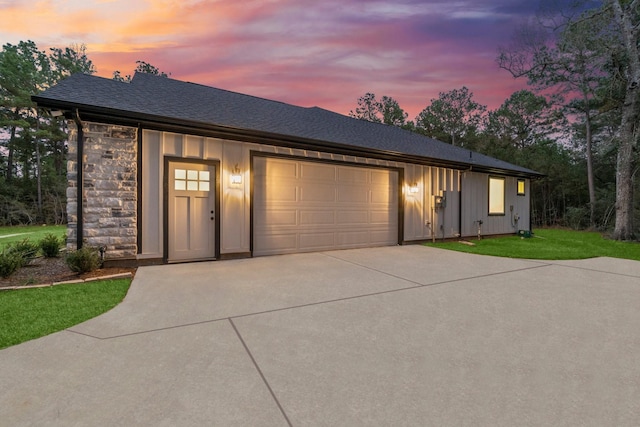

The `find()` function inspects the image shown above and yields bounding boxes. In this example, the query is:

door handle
[211,210,215,220]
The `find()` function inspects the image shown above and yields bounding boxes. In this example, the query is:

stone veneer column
[66,120,138,260]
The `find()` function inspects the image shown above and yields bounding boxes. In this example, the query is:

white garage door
[253,157,399,256]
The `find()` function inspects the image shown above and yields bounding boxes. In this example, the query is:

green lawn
[0,224,66,250]
[0,278,130,349]
[426,228,640,261]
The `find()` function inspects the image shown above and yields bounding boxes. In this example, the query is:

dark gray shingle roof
[33,72,540,177]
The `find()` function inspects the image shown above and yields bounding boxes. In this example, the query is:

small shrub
[0,250,25,278]
[7,238,40,264]
[65,246,102,273]
[564,206,589,230]
[39,233,63,258]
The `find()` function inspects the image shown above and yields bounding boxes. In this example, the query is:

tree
[497,0,639,239]
[497,6,611,228]
[479,90,582,228]
[349,93,381,123]
[378,96,410,127]
[47,43,96,176]
[524,139,587,228]
[0,41,94,223]
[113,60,171,82]
[485,90,559,150]
[0,41,49,183]
[481,90,562,176]
[49,44,96,82]
[415,87,486,147]
[608,0,640,240]
[349,93,413,129]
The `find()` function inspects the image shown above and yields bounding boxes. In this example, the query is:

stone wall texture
[67,121,138,259]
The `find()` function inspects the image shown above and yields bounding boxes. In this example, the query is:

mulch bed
[0,257,136,289]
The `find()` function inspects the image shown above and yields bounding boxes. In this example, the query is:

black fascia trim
[34,98,544,179]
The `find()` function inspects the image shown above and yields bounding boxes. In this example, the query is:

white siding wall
[403,164,428,240]
[460,171,530,237]
[423,167,462,240]
[139,130,161,258]
[139,130,530,259]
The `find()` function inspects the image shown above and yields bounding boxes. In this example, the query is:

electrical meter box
[434,191,446,208]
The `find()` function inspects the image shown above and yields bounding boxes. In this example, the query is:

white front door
[168,161,216,262]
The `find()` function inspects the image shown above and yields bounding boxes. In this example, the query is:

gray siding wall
[460,171,530,237]
[138,130,532,258]
[140,130,407,258]
[404,166,463,241]
[57,128,534,261]
[426,167,461,240]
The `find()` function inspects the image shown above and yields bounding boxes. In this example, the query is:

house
[32,73,541,265]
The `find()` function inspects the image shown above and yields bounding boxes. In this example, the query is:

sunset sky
[1,0,558,118]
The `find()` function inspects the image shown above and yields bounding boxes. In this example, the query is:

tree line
[0,40,168,225]
[350,0,638,240]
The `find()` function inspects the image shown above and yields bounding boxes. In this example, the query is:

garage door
[253,157,399,256]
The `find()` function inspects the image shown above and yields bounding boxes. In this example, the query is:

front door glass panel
[175,168,210,192]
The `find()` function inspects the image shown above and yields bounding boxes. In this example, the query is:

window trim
[488,176,506,216]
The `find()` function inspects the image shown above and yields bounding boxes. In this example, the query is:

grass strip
[426,228,640,261]
[0,278,130,349]
[0,225,66,250]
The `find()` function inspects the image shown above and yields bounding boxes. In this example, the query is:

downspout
[73,109,84,250]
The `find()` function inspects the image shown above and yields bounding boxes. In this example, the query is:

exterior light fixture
[409,183,419,194]
[230,164,242,184]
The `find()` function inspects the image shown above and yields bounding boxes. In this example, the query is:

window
[517,179,525,196]
[488,176,505,215]
[174,168,210,192]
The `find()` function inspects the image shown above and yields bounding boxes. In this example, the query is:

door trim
[163,156,221,263]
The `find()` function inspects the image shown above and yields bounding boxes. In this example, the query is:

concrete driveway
[1,245,640,426]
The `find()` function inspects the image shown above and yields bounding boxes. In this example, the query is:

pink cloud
[3,0,533,118]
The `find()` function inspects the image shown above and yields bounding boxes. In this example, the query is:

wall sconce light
[230,164,242,184]
[409,183,419,194]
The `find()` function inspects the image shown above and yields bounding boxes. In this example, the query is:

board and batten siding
[138,129,529,259]
[404,164,462,240]
[140,130,408,259]
[140,130,249,259]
